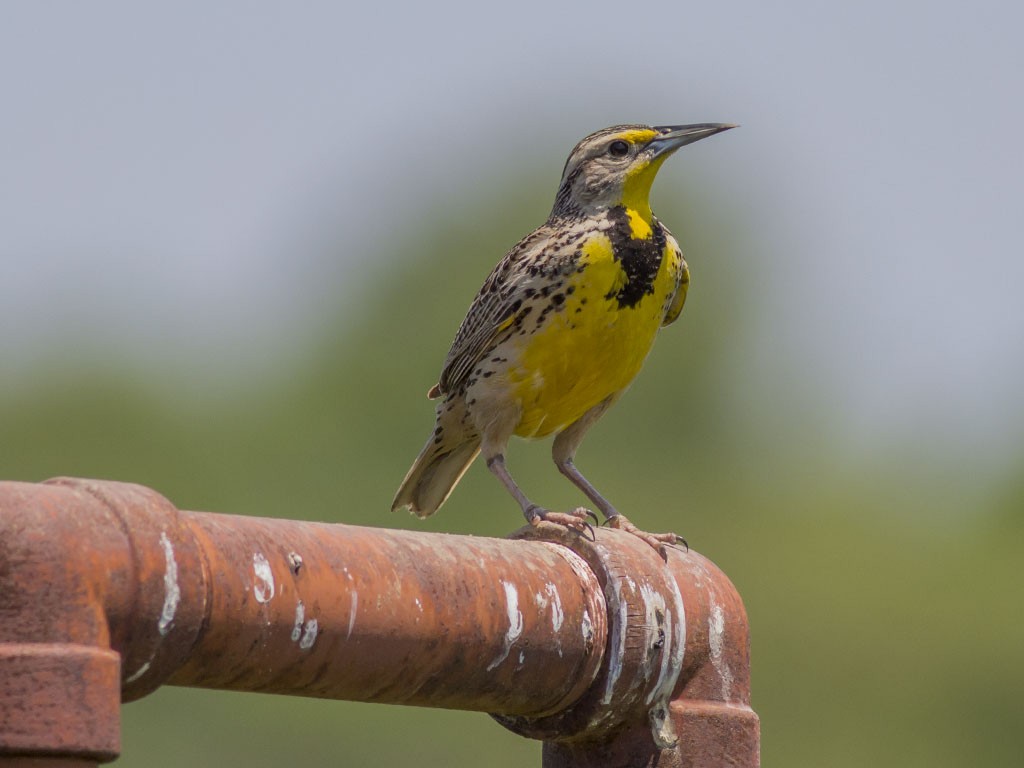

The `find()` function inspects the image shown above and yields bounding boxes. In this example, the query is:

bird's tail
[391,436,481,518]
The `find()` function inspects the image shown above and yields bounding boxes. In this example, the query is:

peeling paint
[602,578,628,704]
[670,589,687,683]
[347,591,358,639]
[541,542,602,660]
[534,580,565,650]
[639,582,669,680]
[487,580,523,671]
[535,582,566,657]
[708,602,733,700]
[545,582,564,632]
[158,531,180,636]
[252,552,275,603]
[639,582,682,704]
[299,618,319,650]
[637,574,687,749]
[292,598,318,649]
[291,600,305,642]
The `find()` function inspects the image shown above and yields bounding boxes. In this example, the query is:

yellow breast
[508,214,683,438]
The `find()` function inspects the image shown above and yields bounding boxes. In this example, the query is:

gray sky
[3,1,1022,470]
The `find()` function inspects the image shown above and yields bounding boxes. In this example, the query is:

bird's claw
[528,506,597,541]
[605,513,687,558]
[577,507,600,526]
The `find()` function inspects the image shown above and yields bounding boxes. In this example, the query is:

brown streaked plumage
[392,122,735,554]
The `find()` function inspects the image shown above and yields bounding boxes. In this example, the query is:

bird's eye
[608,140,630,157]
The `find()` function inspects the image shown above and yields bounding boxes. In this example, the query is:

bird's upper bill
[617,123,736,217]
[647,123,738,159]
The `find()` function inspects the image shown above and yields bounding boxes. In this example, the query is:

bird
[392,122,735,554]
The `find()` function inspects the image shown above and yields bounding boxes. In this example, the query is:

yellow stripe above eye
[615,128,659,145]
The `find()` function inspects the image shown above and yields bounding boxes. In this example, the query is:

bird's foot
[605,513,688,558]
[527,505,598,540]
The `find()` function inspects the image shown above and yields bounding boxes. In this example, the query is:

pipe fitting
[497,524,759,768]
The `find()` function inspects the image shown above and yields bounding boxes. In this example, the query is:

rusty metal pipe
[0,478,758,766]
[166,509,607,713]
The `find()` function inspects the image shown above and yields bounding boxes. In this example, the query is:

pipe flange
[494,524,686,748]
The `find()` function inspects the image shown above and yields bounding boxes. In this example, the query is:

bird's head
[552,123,735,220]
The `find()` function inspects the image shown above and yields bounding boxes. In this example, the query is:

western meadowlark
[393,122,734,553]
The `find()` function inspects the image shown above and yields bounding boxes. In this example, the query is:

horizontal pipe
[0,478,758,766]
[167,512,606,715]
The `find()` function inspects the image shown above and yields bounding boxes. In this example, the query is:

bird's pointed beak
[648,123,737,158]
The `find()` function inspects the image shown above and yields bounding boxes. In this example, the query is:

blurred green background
[3,2,1023,766]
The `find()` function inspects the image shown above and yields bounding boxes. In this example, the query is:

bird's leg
[556,457,687,554]
[485,453,596,534]
[553,400,687,557]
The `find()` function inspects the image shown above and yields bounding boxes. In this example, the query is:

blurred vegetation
[1,175,1021,767]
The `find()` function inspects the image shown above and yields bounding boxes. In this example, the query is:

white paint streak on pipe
[669,580,687,684]
[158,531,180,636]
[639,565,687,749]
[486,580,523,671]
[708,601,733,700]
[252,552,275,603]
[534,581,566,656]
[346,591,358,640]
[602,578,627,704]
[299,618,319,650]
[545,582,564,632]
[291,600,305,642]
[124,661,151,684]
[639,582,669,693]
